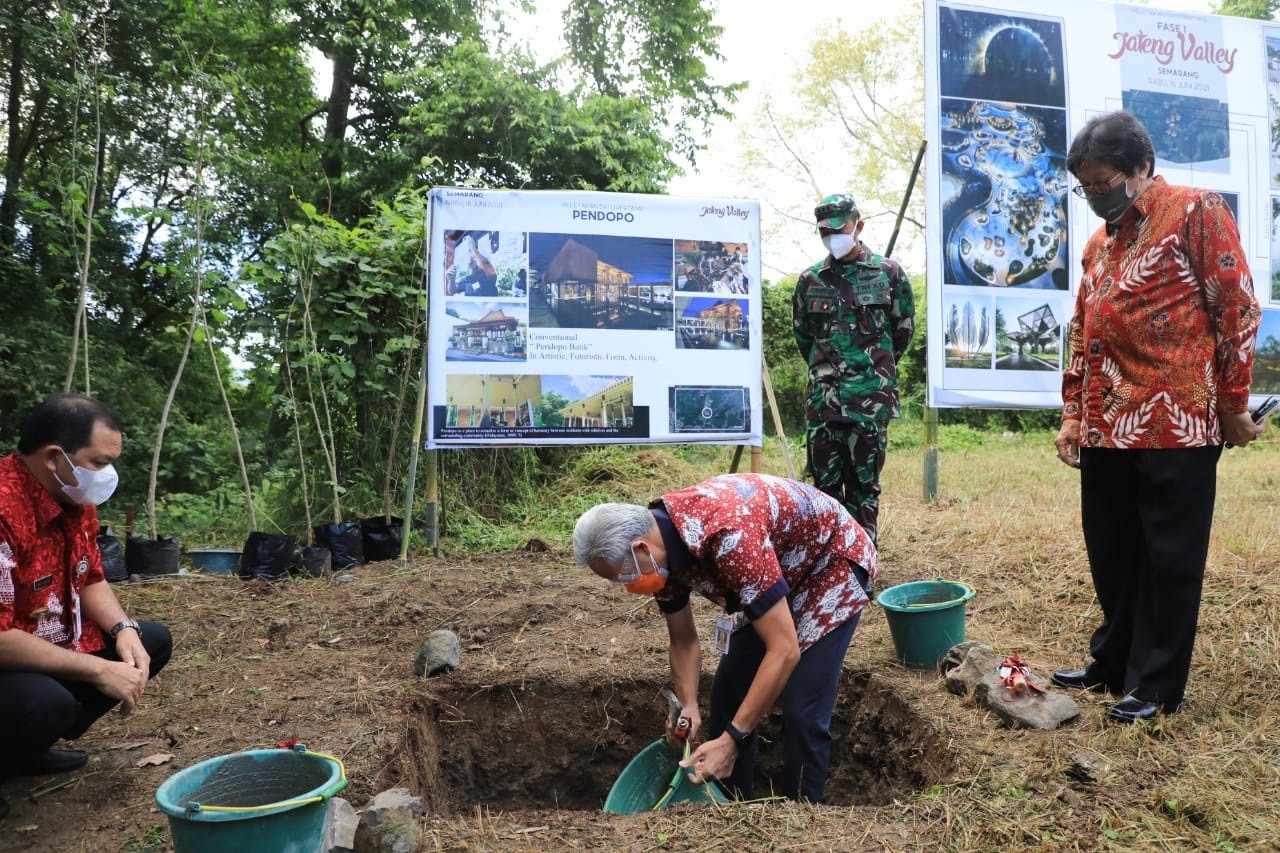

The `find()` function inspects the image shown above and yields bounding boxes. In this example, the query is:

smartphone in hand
[1252,396,1279,424]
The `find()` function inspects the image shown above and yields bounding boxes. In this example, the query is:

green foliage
[239,187,428,522]
[398,39,674,192]
[562,0,743,166]
[937,407,1061,433]
[897,277,928,417]
[1214,0,1280,20]
[760,275,807,437]
[435,444,716,552]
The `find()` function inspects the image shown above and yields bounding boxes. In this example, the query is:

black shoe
[1051,668,1111,693]
[14,749,88,776]
[1106,696,1176,724]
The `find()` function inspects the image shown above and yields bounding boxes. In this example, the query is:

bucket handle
[185,750,348,815]
[897,579,976,608]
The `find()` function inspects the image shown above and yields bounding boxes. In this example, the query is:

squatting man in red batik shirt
[573,473,876,803]
[0,394,173,820]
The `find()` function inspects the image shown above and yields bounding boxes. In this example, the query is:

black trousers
[0,620,172,775]
[1079,446,1220,708]
[706,609,861,803]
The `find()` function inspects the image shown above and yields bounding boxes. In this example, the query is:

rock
[414,630,461,677]
[332,572,358,585]
[323,797,358,853]
[974,672,1080,729]
[266,618,290,650]
[1065,751,1109,786]
[939,640,996,676]
[943,642,1004,694]
[943,643,1080,729]
[355,788,423,853]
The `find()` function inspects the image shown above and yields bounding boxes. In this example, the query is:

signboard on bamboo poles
[924,0,1280,408]
[425,188,764,447]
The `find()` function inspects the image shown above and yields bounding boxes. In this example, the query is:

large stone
[943,643,1080,729]
[939,640,996,676]
[414,630,461,677]
[943,642,1004,695]
[323,797,358,853]
[975,672,1081,729]
[354,788,423,853]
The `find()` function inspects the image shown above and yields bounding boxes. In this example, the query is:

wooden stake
[761,359,796,479]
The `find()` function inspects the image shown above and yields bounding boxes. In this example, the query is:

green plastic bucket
[876,580,977,669]
[155,748,348,853]
[604,739,729,814]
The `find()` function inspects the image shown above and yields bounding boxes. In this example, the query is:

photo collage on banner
[926,0,1280,407]
[427,190,763,447]
[936,3,1071,394]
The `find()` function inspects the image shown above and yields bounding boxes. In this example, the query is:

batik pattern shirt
[652,473,877,651]
[1063,178,1260,448]
[0,453,106,653]
[793,244,915,425]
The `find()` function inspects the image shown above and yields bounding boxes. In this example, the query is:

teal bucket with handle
[876,580,977,669]
[155,748,348,853]
[604,739,728,814]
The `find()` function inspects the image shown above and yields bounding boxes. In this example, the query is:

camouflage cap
[814,193,860,229]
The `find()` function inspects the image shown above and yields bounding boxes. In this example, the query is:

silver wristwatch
[109,618,141,640]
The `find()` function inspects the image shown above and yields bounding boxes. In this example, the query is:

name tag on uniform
[712,614,735,655]
[32,575,53,591]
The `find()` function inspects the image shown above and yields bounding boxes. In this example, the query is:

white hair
[573,502,654,568]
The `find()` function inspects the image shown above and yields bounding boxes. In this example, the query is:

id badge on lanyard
[712,614,736,655]
[70,554,89,642]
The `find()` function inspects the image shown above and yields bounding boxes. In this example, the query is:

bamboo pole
[401,202,437,558]
[884,139,934,503]
[924,403,939,503]
[401,343,429,561]
[885,140,927,260]
[761,360,796,479]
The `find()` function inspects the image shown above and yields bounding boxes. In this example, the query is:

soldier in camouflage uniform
[793,194,915,543]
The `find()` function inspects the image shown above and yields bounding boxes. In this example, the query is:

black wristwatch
[724,721,753,748]
[109,618,141,640]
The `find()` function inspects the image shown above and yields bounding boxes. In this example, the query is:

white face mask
[822,233,858,260]
[55,448,119,506]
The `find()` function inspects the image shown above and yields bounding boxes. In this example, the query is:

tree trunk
[320,52,354,185]
[2,0,31,252]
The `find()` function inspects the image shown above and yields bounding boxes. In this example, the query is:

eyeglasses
[1071,171,1127,198]
[609,548,645,585]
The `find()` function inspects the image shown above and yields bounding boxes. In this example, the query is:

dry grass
[13,428,1278,852]
[854,429,1279,851]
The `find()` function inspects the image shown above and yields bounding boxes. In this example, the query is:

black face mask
[1087,177,1138,223]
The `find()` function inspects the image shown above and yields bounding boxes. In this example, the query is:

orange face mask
[624,550,669,595]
